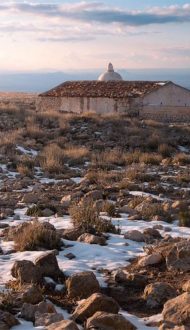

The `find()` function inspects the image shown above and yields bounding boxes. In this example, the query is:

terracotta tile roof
[40,81,169,98]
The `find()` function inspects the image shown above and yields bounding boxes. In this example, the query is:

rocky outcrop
[72,293,119,322]
[21,301,56,322]
[162,293,190,327]
[144,282,177,308]
[11,260,41,284]
[47,320,79,330]
[77,233,106,245]
[35,251,63,280]
[0,310,19,329]
[85,311,136,330]
[66,271,100,299]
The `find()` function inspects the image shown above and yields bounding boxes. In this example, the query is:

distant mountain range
[0,68,189,93]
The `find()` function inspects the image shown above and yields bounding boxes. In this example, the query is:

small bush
[139,153,162,165]
[158,143,173,157]
[14,220,61,251]
[173,153,190,165]
[102,202,117,217]
[179,211,190,227]
[26,205,43,217]
[63,145,89,166]
[39,143,64,173]
[69,200,118,234]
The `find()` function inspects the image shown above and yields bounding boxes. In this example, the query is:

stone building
[38,63,190,122]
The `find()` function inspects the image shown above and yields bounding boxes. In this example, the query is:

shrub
[102,202,117,217]
[158,143,173,157]
[63,145,89,166]
[26,205,43,217]
[69,200,118,234]
[173,153,190,165]
[179,211,190,227]
[139,153,162,165]
[39,143,64,173]
[14,220,62,251]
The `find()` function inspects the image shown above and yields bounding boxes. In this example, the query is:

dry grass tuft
[69,199,118,234]
[39,143,64,173]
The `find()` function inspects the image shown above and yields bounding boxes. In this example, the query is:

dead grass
[63,144,89,165]
[173,153,190,165]
[39,143,64,173]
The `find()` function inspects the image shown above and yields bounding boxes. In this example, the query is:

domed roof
[98,63,123,81]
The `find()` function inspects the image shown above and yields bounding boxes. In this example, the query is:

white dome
[98,63,123,81]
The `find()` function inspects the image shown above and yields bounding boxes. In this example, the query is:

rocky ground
[0,107,190,329]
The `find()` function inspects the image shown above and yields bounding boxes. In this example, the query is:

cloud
[0,2,190,26]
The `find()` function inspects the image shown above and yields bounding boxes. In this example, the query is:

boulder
[114,270,147,288]
[72,293,119,322]
[41,208,55,217]
[138,253,163,267]
[34,312,64,327]
[66,271,100,299]
[22,285,43,304]
[144,282,177,308]
[83,190,103,201]
[162,293,190,327]
[86,311,136,330]
[0,310,19,328]
[77,233,106,245]
[182,280,190,292]
[21,193,39,204]
[63,227,84,241]
[47,320,79,330]
[143,228,162,239]
[35,251,62,280]
[124,230,145,242]
[21,301,56,322]
[11,260,41,284]
[166,241,190,272]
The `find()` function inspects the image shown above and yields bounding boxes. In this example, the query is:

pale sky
[0,0,190,72]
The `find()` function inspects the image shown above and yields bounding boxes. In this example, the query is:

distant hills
[0,68,189,93]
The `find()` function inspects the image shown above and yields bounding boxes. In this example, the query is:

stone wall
[140,105,190,122]
[38,96,131,114]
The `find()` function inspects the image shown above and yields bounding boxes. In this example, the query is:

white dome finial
[108,63,114,72]
[98,62,123,81]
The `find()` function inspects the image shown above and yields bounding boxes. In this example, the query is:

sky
[0,0,190,72]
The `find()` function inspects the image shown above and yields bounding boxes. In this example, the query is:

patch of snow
[71,177,84,184]
[16,145,38,157]
[129,190,169,201]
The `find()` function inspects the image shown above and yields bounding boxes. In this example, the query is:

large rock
[72,293,119,322]
[124,230,145,242]
[35,251,62,280]
[138,253,163,267]
[144,282,177,308]
[66,271,100,299]
[77,233,106,245]
[11,260,41,284]
[114,270,147,288]
[34,312,64,327]
[21,301,56,322]
[0,310,19,329]
[22,285,43,304]
[162,293,190,327]
[63,227,84,241]
[166,242,190,272]
[83,190,103,201]
[86,311,136,330]
[182,280,190,292]
[21,193,39,204]
[47,320,79,330]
